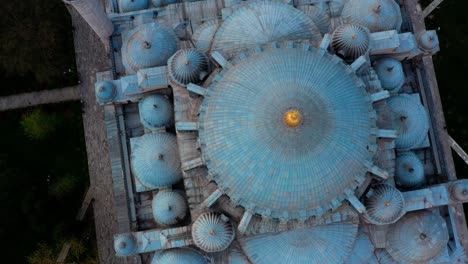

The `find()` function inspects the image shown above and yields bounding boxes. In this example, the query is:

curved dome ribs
[152,190,187,225]
[139,94,174,130]
[331,24,370,61]
[342,0,403,33]
[151,248,208,264]
[363,184,405,225]
[192,213,235,252]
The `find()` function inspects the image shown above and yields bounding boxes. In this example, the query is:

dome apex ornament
[284,110,302,127]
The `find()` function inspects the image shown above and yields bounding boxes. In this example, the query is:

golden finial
[284,110,302,128]
[352,34,357,39]
[385,201,391,206]
[209,229,216,235]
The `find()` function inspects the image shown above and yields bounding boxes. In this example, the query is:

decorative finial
[352,34,357,40]
[419,233,427,240]
[387,66,395,72]
[400,115,407,122]
[209,229,216,235]
[119,241,127,249]
[99,86,105,92]
[185,60,190,65]
[409,168,414,173]
[374,4,381,13]
[385,201,391,206]
[158,154,164,160]
[153,104,158,108]
[284,109,302,128]
[143,41,152,49]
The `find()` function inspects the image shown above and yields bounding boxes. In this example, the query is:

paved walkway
[0,86,81,111]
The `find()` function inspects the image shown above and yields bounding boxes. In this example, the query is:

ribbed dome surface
[130,133,182,189]
[450,181,468,202]
[331,24,370,60]
[240,221,358,264]
[228,250,250,264]
[345,228,375,264]
[199,44,375,219]
[342,0,402,33]
[139,95,174,130]
[329,0,347,17]
[119,0,149,13]
[374,249,398,264]
[374,58,404,92]
[212,2,322,52]
[122,22,178,74]
[152,190,187,225]
[192,20,220,53]
[151,248,208,264]
[95,81,116,102]
[386,211,449,263]
[364,184,405,225]
[418,30,439,51]
[395,152,425,188]
[114,233,138,256]
[151,0,176,7]
[168,49,208,86]
[192,213,235,252]
[297,5,330,35]
[387,94,429,150]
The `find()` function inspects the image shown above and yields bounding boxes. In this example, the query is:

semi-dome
[119,0,149,13]
[139,95,174,130]
[168,49,208,86]
[240,221,358,263]
[363,184,405,225]
[345,228,375,264]
[374,249,398,264]
[192,20,220,53]
[418,30,439,52]
[450,180,468,202]
[386,210,449,263]
[114,233,138,256]
[395,152,425,188]
[228,250,250,264]
[192,213,235,252]
[212,1,322,52]
[199,43,376,219]
[387,94,429,150]
[130,133,182,189]
[122,22,178,74]
[342,0,402,33]
[95,81,116,103]
[374,58,405,92]
[329,0,347,17]
[152,190,187,225]
[151,248,208,264]
[297,5,330,35]
[331,24,370,60]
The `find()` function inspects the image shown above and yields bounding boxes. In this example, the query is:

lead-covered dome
[199,43,376,220]
[331,24,370,60]
[192,213,235,252]
[122,22,178,74]
[450,180,468,202]
[168,49,208,86]
[374,58,405,92]
[387,94,429,150]
[386,210,449,263]
[114,233,138,256]
[152,190,187,225]
[342,0,402,33]
[130,133,182,189]
[151,248,208,264]
[95,81,116,103]
[418,30,439,52]
[297,5,330,35]
[363,184,405,225]
[119,0,149,13]
[212,2,322,53]
[192,20,220,54]
[395,152,425,188]
[139,95,174,130]
[345,228,375,264]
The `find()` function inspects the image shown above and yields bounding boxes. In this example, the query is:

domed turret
[138,95,174,130]
[151,248,208,264]
[450,180,468,202]
[152,190,187,225]
[331,24,370,60]
[95,81,116,103]
[364,184,405,225]
[119,0,149,13]
[395,152,425,188]
[374,58,405,92]
[342,0,402,33]
[192,213,235,252]
[114,233,138,256]
[418,30,439,52]
[168,49,208,86]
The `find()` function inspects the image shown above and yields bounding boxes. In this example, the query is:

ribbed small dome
[119,0,149,13]
[364,184,405,225]
[151,248,208,264]
[386,211,449,263]
[168,49,208,86]
[345,228,375,264]
[342,0,402,33]
[122,22,178,74]
[374,58,405,92]
[395,152,425,188]
[152,190,187,225]
[139,95,174,130]
[130,133,182,189]
[192,20,219,54]
[95,81,116,103]
[297,5,330,35]
[387,94,429,150]
[450,181,468,202]
[192,213,235,252]
[114,233,138,256]
[332,24,370,60]
[418,30,439,52]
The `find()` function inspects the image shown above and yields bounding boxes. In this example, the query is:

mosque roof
[119,0,149,13]
[297,5,330,35]
[418,30,439,52]
[374,58,405,92]
[386,210,449,263]
[363,184,405,225]
[342,0,402,33]
[138,94,174,130]
[199,43,376,219]
[345,228,376,264]
[239,221,358,264]
[151,248,208,264]
[212,2,322,52]
[114,233,138,256]
[192,20,220,54]
[122,22,178,74]
[227,250,250,264]
[192,213,235,252]
[130,133,182,190]
[331,24,370,60]
[168,49,208,86]
[395,152,426,188]
[95,81,116,103]
[152,190,187,225]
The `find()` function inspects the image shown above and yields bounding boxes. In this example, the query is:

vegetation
[20,109,61,140]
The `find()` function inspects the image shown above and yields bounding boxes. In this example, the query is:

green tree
[20,109,60,140]
[27,243,55,264]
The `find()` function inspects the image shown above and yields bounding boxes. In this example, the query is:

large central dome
[198,44,376,219]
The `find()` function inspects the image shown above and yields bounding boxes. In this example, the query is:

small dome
[152,190,187,225]
[342,0,402,33]
[386,211,449,263]
[130,133,182,189]
[114,233,138,256]
[450,181,468,202]
[192,213,235,252]
[95,81,116,103]
[192,20,220,54]
[387,94,429,150]
[297,5,330,35]
[331,24,370,60]
[418,30,439,52]
[168,49,208,86]
[395,152,425,188]
[119,0,149,13]
[374,58,405,92]
[345,228,375,264]
[122,22,178,74]
[139,95,174,130]
[364,184,405,225]
[151,248,208,264]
